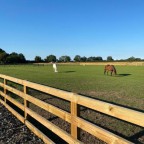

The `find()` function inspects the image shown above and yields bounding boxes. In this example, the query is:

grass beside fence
[0,64,143,110]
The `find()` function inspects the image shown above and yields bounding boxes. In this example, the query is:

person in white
[52,62,58,72]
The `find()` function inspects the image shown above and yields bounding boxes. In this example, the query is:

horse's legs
[104,69,106,75]
[111,71,112,76]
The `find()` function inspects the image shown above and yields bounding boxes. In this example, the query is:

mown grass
[0,64,144,109]
[0,64,144,143]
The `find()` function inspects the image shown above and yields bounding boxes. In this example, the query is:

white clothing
[53,63,58,72]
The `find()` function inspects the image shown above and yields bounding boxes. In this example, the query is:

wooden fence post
[71,93,80,139]
[24,84,29,121]
[4,78,7,103]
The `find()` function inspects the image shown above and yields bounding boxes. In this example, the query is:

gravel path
[0,103,44,144]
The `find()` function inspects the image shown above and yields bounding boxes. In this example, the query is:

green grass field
[0,64,144,110]
[0,64,144,143]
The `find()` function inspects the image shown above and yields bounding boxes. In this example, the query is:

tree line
[0,48,26,64]
[35,55,144,63]
[0,48,143,64]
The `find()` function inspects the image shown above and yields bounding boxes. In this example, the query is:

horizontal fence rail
[0,74,144,143]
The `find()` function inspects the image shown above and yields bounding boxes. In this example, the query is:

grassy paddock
[0,64,144,109]
[0,64,144,143]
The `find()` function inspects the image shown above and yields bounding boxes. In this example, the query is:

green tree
[80,56,87,62]
[6,52,26,63]
[45,55,56,62]
[35,56,42,62]
[135,58,141,61]
[95,56,103,61]
[0,52,9,64]
[127,56,136,61]
[19,53,26,63]
[107,56,114,61]
[0,48,6,53]
[87,56,96,62]
[6,52,19,63]
[74,55,81,62]
[59,56,71,62]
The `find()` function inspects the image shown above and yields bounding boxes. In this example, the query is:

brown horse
[104,65,117,76]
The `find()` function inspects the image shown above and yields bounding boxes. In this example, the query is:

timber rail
[0,74,144,144]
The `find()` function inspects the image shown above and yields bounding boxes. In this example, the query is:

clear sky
[0,0,144,60]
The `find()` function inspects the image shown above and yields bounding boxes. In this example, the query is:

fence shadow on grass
[129,130,144,144]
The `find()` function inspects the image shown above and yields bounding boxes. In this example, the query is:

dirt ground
[0,103,44,144]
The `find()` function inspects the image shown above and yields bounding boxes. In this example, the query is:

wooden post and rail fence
[0,74,144,144]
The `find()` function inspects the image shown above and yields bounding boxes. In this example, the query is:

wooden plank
[25,120,55,144]
[0,82,4,87]
[0,74,24,85]
[26,107,83,144]
[0,75,73,102]
[26,94,71,122]
[74,117,133,144]
[4,78,7,103]
[1,81,72,102]
[0,82,4,88]
[4,84,25,99]
[0,92,24,111]
[0,90,5,97]
[76,94,144,127]
[23,80,73,102]
[0,99,5,105]
[4,103,25,123]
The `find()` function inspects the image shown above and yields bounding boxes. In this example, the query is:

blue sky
[0,0,144,60]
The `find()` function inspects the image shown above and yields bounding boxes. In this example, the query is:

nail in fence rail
[0,74,144,143]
